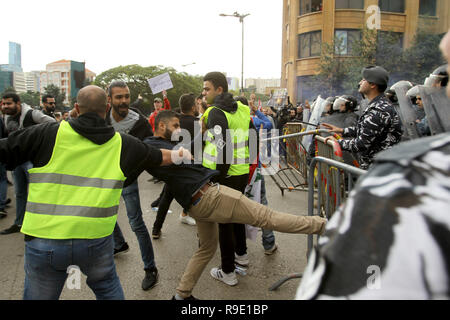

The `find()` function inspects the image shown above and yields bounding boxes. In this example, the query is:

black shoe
[4,198,11,206]
[142,268,159,290]
[152,228,161,239]
[171,295,199,300]
[7,180,12,186]
[0,210,6,219]
[151,199,160,208]
[113,242,129,256]
[0,224,21,235]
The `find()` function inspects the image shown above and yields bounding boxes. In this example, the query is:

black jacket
[0,113,162,188]
[105,107,153,141]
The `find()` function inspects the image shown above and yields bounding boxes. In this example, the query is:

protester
[148,90,171,132]
[151,93,198,240]
[0,114,8,219]
[201,72,253,286]
[1,93,55,235]
[322,66,403,170]
[143,110,327,300]
[105,80,158,291]
[0,85,183,300]
[41,94,56,119]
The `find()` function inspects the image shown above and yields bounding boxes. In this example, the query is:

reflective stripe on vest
[21,121,126,240]
[202,102,250,175]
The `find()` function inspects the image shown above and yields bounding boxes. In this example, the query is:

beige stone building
[282,0,450,102]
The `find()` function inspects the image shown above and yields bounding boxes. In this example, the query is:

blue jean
[260,175,275,250]
[0,163,7,210]
[23,235,124,300]
[13,161,33,226]
[113,180,156,270]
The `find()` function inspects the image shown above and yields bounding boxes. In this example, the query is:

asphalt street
[0,170,311,300]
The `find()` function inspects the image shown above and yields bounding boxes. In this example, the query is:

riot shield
[393,85,420,140]
[302,96,326,152]
[419,86,450,135]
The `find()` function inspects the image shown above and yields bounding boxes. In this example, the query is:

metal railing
[269,156,366,291]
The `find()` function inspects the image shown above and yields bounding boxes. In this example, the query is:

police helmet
[333,95,358,112]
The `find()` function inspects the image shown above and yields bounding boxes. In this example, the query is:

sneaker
[142,268,159,290]
[210,267,238,286]
[151,207,172,214]
[0,224,21,235]
[0,210,6,219]
[152,228,162,239]
[235,253,249,267]
[264,244,278,255]
[4,198,11,207]
[180,214,196,226]
[113,242,129,256]
[171,294,199,300]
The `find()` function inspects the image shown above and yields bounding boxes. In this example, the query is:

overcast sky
[1,0,282,80]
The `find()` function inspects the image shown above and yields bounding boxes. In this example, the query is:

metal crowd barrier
[269,156,366,291]
[262,128,329,196]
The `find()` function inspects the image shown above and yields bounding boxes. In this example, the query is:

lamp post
[220,11,250,94]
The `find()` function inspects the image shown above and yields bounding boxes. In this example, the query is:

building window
[298,31,322,58]
[379,0,405,13]
[335,0,364,9]
[334,29,362,55]
[419,0,437,16]
[299,0,323,15]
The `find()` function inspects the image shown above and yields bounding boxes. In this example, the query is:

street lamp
[181,62,196,67]
[219,11,250,93]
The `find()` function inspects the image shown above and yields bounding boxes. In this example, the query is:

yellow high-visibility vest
[21,121,126,239]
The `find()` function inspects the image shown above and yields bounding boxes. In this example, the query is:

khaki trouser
[176,184,326,298]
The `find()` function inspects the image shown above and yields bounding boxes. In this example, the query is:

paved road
[0,171,311,300]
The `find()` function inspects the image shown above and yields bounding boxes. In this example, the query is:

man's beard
[46,106,55,113]
[113,102,129,118]
[164,128,178,141]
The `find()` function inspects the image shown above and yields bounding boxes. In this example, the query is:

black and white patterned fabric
[296,133,450,299]
[339,95,403,170]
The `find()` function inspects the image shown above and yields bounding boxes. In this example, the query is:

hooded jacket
[105,106,153,140]
[205,92,256,181]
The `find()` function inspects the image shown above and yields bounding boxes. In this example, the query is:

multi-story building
[25,71,41,92]
[85,68,96,84]
[226,77,241,92]
[282,0,450,102]
[0,70,13,94]
[12,72,27,93]
[40,59,85,105]
[9,42,22,72]
[245,78,281,94]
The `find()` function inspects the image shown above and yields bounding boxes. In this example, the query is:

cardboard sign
[147,72,173,94]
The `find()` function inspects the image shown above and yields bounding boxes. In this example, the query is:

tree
[19,91,40,107]
[1,87,16,95]
[44,84,66,110]
[94,64,203,116]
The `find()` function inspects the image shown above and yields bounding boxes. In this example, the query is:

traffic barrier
[269,156,366,291]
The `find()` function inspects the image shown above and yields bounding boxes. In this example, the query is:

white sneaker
[235,253,249,267]
[151,207,172,214]
[180,214,196,225]
[210,267,238,286]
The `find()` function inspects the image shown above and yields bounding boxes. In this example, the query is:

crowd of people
[0,29,449,300]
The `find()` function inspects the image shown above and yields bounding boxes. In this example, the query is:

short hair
[76,85,108,115]
[42,94,54,103]
[179,93,196,113]
[2,92,20,103]
[234,96,248,106]
[107,80,128,97]
[155,110,179,130]
[203,72,228,92]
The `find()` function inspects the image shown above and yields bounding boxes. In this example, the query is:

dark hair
[179,93,196,113]
[42,94,54,103]
[203,72,228,92]
[2,92,20,103]
[369,82,387,93]
[234,96,248,106]
[155,110,179,130]
[107,80,128,97]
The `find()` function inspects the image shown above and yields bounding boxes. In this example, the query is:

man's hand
[162,90,167,98]
[249,100,258,113]
[321,123,344,134]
